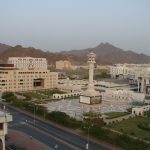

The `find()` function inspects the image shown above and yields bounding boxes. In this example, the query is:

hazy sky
[0,0,150,54]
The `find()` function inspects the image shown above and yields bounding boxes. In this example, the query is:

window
[0,123,3,130]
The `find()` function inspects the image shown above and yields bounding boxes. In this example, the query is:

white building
[8,57,48,70]
[53,92,81,99]
[132,105,150,116]
[110,64,131,79]
[0,111,12,150]
[110,63,150,94]
[136,68,150,94]
[110,63,150,79]
[103,89,145,103]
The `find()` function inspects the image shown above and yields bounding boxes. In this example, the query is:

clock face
[28,59,34,69]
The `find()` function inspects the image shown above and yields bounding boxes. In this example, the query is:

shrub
[137,123,150,131]
[90,125,105,138]
[46,111,82,129]
[2,92,17,102]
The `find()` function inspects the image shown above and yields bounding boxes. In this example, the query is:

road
[2,104,111,150]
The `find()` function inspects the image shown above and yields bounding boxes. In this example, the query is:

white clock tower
[79,51,102,105]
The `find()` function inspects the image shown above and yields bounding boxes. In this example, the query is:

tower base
[79,94,102,105]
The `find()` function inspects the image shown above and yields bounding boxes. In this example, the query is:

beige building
[0,58,58,92]
[8,57,48,70]
[56,60,72,70]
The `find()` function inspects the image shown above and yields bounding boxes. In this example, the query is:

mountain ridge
[0,42,149,65]
[0,43,11,52]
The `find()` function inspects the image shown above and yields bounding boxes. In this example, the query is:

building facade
[56,60,72,70]
[110,64,132,79]
[8,57,48,70]
[110,63,150,94]
[110,63,150,79]
[0,58,58,92]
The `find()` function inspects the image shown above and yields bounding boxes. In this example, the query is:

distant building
[0,110,12,150]
[110,63,150,94]
[110,64,131,79]
[8,57,48,70]
[103,89,145,103]
[96,65,110,71]
[110,63,150,79]
[56,60,72,70]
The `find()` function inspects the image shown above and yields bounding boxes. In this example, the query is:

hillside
[0,45,72,64]
[62,42,150,64]
[0,43,150,65]
[0,43,11,52]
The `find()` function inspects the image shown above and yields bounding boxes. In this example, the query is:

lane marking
[26,121,82,150]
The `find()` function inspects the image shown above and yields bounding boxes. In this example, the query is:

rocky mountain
[0,42,149,65]
[0,45,72,64]
[0,43,11,52]
[62,42,150,64]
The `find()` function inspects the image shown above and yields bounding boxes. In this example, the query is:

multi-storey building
[137,68,150,94]
[56,60,72,70]
[110,64,132,79]
[0,58,58,92]
[8,57,48,70]
[110,63,150,94]
[110,63,150,79]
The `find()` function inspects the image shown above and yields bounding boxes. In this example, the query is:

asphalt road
[2,104,111,150]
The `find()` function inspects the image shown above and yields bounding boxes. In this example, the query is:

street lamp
[33,104,36,127]
[84,124,93,150]
[31,102,37,127]
[54,144,58,150]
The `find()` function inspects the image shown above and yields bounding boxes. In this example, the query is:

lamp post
[84,124,93,150]
[54,144,58,150]
[33,104,36,127]
[31,102,37,127]
[43,107,46,120]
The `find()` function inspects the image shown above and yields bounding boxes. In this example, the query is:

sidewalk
[7,129,52,150]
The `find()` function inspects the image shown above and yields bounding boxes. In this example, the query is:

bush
[2,92,14,99]
[46,111,82,129]
[137,123,150,131]
[90,125,105,138]
[2,92,17,102]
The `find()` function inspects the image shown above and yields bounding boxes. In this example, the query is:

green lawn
[20,92,47,99]
[105,112,130,119]
[109,117,150,141]
[37,89,66,96]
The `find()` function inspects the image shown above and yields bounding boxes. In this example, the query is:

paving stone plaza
[46,52,131,120]
[46,99,130,120]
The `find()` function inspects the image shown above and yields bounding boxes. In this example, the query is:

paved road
[2,104,111,150]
